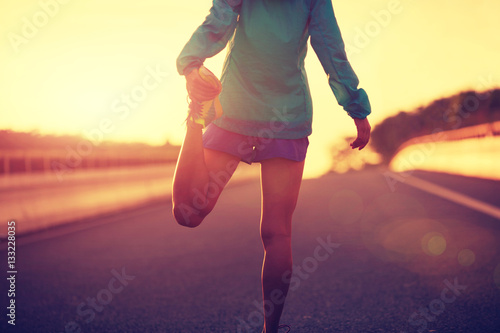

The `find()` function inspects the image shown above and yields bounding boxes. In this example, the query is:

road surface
[1,169,499,333]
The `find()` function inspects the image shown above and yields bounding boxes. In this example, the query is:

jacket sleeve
[309,0,371,119]
[176,0,241,76]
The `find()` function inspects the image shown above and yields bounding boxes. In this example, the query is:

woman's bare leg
[172,122,240,227]
[259,158,305,333]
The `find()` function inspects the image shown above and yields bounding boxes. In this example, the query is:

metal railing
[395,120,500,152]
[0,146,180,176]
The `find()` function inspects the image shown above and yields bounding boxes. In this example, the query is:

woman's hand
[185,67,221,102]
[350,117,371,150]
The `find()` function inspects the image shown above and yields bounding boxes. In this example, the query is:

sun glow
[2,0,500,178]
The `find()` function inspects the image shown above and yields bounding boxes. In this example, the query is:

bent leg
[259,158,304,333]
[172,123,240,227]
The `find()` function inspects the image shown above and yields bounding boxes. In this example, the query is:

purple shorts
[202,124,309,164]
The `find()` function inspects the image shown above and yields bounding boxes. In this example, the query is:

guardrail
[0,146,180,176]
[395,121,500,152]
[389,121,500,180]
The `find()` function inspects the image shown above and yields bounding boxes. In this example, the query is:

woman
[172,0,371,332]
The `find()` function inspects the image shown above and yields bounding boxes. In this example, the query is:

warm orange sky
[1,0,499,178]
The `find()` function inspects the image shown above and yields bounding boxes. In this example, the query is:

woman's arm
[309,0,371,120]
[176,0,241,76]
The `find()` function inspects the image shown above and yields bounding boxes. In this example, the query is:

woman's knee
[260,227,292,248]
[172,203,207,228]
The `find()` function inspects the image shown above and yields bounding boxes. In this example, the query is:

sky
[1,0,499,178]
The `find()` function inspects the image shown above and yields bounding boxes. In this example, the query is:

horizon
[2,86,497,149]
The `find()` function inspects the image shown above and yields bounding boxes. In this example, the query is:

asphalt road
[1,169,500,333]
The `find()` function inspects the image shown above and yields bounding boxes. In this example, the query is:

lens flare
[494,263,500,290]
[457,249,476,266]
[421,232,447,256]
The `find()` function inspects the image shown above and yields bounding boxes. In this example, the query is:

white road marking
[401,175,500,220]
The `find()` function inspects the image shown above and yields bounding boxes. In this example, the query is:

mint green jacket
[177,0,371,139]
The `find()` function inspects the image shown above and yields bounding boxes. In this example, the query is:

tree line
[371,89,500,164]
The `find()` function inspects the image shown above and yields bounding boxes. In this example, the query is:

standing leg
[259,158,305,333]
[172,122,241,227]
